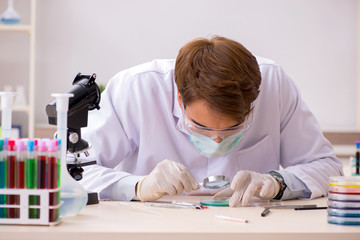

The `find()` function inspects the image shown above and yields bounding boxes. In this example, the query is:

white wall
[0,0,358,134]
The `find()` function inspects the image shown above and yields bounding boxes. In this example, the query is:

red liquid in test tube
[6,140,18,218]
[37,140,47,190]
[47,140,59,222]
[16,140,26,189]
[15,140,26,219]
[36,140,47,219]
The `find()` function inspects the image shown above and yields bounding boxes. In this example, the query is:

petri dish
[329,186,360,194]
[327,200,360,209]
[328,215,360,226]
[200,200,229,207]
[328,192,360,201]
[329,176,360,187]
[328,207,360,217]
[200,175,230,189]
[329,176,360,194]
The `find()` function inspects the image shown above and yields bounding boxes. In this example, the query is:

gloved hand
[213,170,280,207]
[136,159,199,202]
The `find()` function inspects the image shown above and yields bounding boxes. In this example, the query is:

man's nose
[213,137,223,143]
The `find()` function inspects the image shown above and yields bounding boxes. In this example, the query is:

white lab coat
[80,57,343,201]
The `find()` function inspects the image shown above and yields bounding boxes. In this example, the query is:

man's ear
[177,91,182,108]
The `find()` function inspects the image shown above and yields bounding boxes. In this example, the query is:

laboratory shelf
[0,0,36,138]
[0,24,31,34]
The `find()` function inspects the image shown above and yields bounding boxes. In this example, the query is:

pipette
[0,92,16,139]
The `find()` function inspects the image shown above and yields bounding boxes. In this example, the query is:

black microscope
[46,73,101,205]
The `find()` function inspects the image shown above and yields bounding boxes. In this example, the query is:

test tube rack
[0,188,61,226]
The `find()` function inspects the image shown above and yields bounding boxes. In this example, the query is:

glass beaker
[0,0,21,24]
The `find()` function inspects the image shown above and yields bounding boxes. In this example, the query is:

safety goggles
[182,107,252,139]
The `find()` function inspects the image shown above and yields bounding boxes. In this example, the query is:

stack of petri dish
[328,176,360,225]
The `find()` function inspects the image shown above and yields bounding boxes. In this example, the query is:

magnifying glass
[198,175,231,207]
[199,175,230,189]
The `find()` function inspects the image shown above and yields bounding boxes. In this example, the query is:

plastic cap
[48,139,57,152]
[7,139,15,151]
[356,141,360,149]
[27,140,35,152]
[15,140,25,152]
[38,140,47,152]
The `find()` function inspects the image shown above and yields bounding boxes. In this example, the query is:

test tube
[6,139,18,218]
[0,139,6,218]
[37,140,47,190]
[16,140,26,220]
[56,139,61,214]
[26,140,38,219]
[35,140,47,219]
[48,139,59,222]
[56,139,61,188]
[16,140,26,189]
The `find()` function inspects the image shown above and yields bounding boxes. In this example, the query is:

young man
[80,36,343,207]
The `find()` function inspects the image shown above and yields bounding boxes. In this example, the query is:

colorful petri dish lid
[328,192,360,201]
[328,215,360,226]
[329,176,360,188]
[329,186,360,194]
[328,207,360,217]
[328,200,360,209]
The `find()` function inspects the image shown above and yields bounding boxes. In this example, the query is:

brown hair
[175,36,261,123]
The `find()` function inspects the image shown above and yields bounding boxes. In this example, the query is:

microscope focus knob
[69,132,79,144]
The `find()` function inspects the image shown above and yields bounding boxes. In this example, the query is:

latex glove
[136,159,199,202]
[213,170,280,207]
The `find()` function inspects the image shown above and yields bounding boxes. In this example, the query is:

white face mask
[189,130,243,158]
